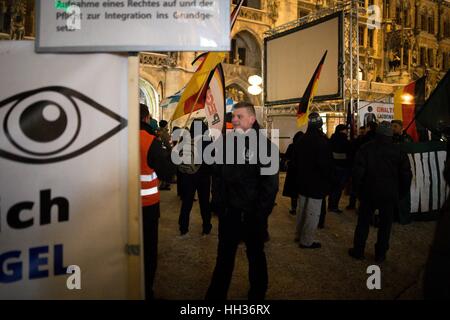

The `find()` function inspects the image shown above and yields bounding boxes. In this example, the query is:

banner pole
[127,53,143,300]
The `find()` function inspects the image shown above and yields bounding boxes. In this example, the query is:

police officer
[139,103,173,300]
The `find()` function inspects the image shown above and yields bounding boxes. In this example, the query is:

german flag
[170,52,226,121]
[393,76,427,142]
[297,51,328,128]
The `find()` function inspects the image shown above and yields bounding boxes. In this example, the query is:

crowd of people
[138,101,447,300]
[283,115,413,261]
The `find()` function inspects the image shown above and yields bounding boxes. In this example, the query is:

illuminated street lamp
[248,75,263,96]
[401,93,414,104]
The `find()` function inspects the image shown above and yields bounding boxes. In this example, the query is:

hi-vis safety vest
[140,130,160,206]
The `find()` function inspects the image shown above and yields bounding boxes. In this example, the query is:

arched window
[428,15,434,35]
[139,78,160,120]
[428,48,434,67]
[444,20,450,38]
[444,52,449,71]
[228,30,262,70]
[420,47,427,66]
[421,13,428,32]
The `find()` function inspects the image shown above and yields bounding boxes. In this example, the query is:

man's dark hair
[159,120,168,128]
[335,124,348,134]
[360,126,366,130]
[140,103,149,121]
[368,106,373,112]
[233,101,256,116]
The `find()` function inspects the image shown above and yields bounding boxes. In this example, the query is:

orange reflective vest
[140,130,160,206]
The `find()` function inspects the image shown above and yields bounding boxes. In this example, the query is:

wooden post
[127,53,143,300]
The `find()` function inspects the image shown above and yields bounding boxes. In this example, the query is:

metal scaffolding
[263,0,360,125]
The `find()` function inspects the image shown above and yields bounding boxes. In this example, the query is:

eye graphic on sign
[0,87,127,164]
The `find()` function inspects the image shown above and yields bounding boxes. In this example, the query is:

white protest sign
[358,101,394,127]
[0,41,129,299]
[204,64,225,141]
[36,0,230,52]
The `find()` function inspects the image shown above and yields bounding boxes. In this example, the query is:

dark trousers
[353,201,394,257]
[206,207,268,300]
[348,193,357,208]
[328,166,350,210]
[142,203,160,300]
[176,169,183,197]
[178,172,212,234]
[318,197,327,228]
[290,197,297,211]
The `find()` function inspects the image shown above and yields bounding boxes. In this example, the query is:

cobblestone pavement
[154,173,436,300]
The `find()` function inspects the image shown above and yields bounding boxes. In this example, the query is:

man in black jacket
[294,112,334,249]
[206,102,279,300]
[349,121,412,263]
[328,124,352,213]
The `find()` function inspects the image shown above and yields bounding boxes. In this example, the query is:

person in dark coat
[328,124,352,213]
[293,112,334,249]
[391,120,414,144]
[424,138,450,298]
[177,119,212,236]
[360,121,378,146]
[206,102,278,300]
[347,126,366,210]
[158,120,172,190]
[349,121,412,263]
[282,131,304,215]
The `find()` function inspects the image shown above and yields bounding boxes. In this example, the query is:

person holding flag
[291,51,333,246]
[293,112,334,248]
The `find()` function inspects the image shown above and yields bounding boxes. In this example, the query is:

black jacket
[353,135,412,205]
[141,122,174,182]
[360,129,377,146]
[282,143,297,198]
[215,127,279,218]
[424,145,450,299]
[393,132,414,144]
[293,128,334,199]
[329,132,351,168]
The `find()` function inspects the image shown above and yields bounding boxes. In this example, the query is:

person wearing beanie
[349,121,412,263]
[293,112,334,249]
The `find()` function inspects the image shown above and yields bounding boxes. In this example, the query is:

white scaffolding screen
[264,12,343,106]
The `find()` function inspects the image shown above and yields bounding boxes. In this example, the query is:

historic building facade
[1,0,449,121]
